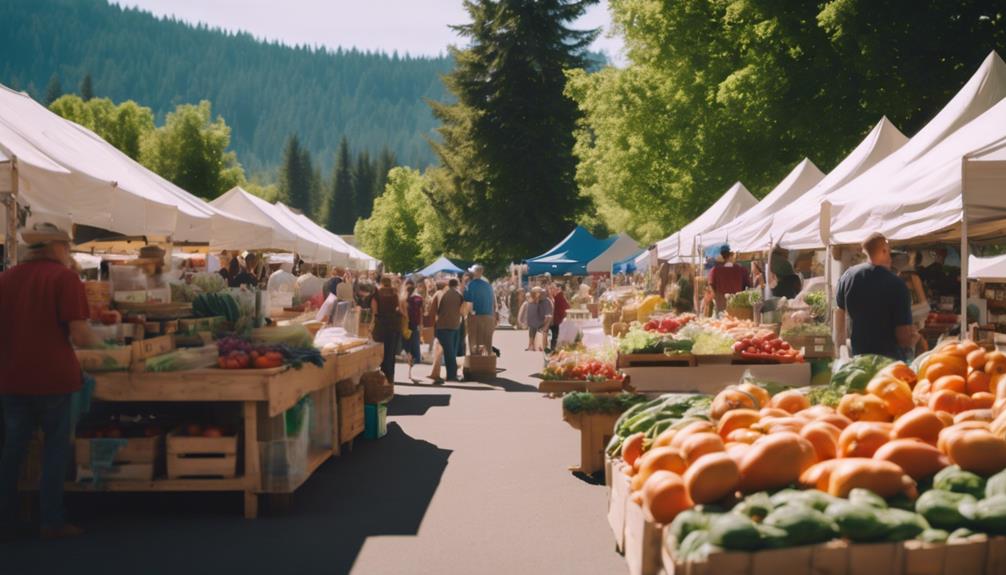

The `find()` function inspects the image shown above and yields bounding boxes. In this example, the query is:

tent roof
[701,158,825,252]
[211,187,327,259]
[274,204,379,270]
[646,182,758,264]
[0,84,271,250]
[526,226,617,275]
[587,233,643,273]
[414,256,465,276]
[969,254,1006,281]
[732,116,908,254]
[776,51,1006,250]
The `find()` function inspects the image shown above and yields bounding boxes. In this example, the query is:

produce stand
[67,343,382,519]
[561,410,621,475]
[537,379,625,395]
[622,362,810,393]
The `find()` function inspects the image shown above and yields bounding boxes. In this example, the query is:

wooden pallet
[166,433,238,479]
[617,353,696,369]
[562,411,621,475]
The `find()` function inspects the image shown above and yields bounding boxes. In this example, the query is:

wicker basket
[726,305,754,321]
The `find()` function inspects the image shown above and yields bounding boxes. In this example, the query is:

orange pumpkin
[993,373,1006,400]
[817,412,853,430]
[724,442,752,466]
[891,407,945,445]
[711,388,758,420]
[621,432,646,467]
[937,421,991,453]
[929,389,973,415]
[873,439,949,480]
[867,376,915,417]
[800,421,840,461]
[958,340,981,355]
[967,349,988,370]
[716,409,761,438]
[725,428,763,444]
[795,405,837,421]
[913,379,933,406]
[641,470,693,524]
[986,351,1006,377]
[838,393,892,422]
[669,421,716,450]
[932,375,967,395]
[879,362,919,389]
[754,416,805,435]
[679,432,725,466]
[925,359,966,382]
[945,429,1006,476]
[838,421,892,458]
[737,383,770,409]
[971,392,995,410]
[652,427,678,449]
[631,447,688,492]
[992,409,1006,439]
[827,458,916,498]
[935,410,955,427]
[759,407,791,419]
[684,452,740,504]
[953,409,994,424]
[966,371,990,395]
[770,389,810,414]
[799,458,851,492]
[737,432,816,493]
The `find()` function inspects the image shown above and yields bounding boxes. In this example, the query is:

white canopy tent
[586,233,642,274]
[729,117,908,255]
[0,83,272,252]
[272,202,379,270]
[211,187,331,262]
[638,182,758,265]
[700,158,825,253]
[781,51,1006,251]
[969,253,1006,281]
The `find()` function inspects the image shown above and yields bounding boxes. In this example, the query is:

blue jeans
[407,324,422,363]
[0,394,72,529]
[435,328,459,381]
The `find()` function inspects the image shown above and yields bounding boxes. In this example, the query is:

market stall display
[601,338,1006,575]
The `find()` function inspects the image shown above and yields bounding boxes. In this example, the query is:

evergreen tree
[280,135,311,212]
[80,73,94,101]
[353,150,376,220]
[44,73,62,105]
[373,146,397,198]
[428,0,598,266]
[327,137,356,233]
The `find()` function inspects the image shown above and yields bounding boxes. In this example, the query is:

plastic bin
[364,403,387,439]
[258,402,310,492]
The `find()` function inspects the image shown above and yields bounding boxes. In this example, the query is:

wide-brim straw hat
[21,222,71,246]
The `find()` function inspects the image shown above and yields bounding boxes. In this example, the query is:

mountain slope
[0,0,452,171]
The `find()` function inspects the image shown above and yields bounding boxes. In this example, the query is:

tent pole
[961,158,969,339]
[2,157,18,270]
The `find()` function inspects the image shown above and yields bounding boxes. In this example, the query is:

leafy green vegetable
[830,354,895,393]
[727,289,763,309]
[562,392,650,415]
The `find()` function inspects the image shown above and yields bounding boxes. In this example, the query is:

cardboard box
[463,354,497,380]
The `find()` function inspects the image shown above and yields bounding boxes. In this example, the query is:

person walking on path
[403,280,425,381]
[463,265,496,356]
[525,287,553,352]
[371,276,403,384]
[431,278,464,382]
[835,232,919,361]
[708,244,751,313]
[548,283,569,352]
[0,223,103,540]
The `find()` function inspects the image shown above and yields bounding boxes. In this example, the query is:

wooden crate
[562,410,621,475]
[75,435,159,465]
[166,432,238,479]
[608,458,629,553]
[537,379,624,395]
[617,353,696,369]
[75,347,133,372]
[624,498,664,575]
[338,386,365,446]
[77,463,154,482]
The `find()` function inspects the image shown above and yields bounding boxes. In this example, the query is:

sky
[114,0,625,62]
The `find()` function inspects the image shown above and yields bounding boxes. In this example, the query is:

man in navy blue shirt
[464,264,496,355]
[835,232,919,360]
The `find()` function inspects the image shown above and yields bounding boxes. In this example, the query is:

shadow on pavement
[481,377,540,393]
[394,381,493,392]
[2,423,451,575]
[387,394,451,416]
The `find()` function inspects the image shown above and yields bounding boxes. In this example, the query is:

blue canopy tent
[525,226,617,275]
[413,255,465,277]
[612,251,645,274]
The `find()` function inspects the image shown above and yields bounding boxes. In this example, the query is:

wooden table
[77,343,382,518]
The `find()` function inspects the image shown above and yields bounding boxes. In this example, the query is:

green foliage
[328,137,356,234]
[139,100,244,199]
[427,0,600,267]
[50,95,155,160]
[44,73,62,105]
[79,73,93,101]
[355,167,446,272]
[0,0,451,171]
[568,0,1006,244]
[279,135,313,214]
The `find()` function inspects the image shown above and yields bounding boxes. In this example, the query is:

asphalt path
[3,329,625,574]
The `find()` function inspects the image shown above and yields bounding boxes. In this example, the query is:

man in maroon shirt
[708,245,751,314]
[548,283,570,352]
[0,223,100,539]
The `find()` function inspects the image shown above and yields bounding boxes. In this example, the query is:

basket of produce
[726,290,762,321]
